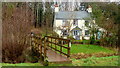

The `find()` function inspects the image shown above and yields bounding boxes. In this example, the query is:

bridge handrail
[31,35,71,59]
[44,36,71,58]
[31,35,47,59]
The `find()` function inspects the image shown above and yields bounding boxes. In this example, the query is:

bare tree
[2,3,34,63]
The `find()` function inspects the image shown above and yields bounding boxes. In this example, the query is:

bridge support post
[39,40,42,61]
[67,41,71,58]
[44,38,47,59]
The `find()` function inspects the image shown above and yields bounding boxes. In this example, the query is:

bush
[2,42,27,63]
[83,40,90,44]
[71,40,83,44]
[90,36,95,44]
[94,40,100,45]
[24,47,40,63]
[99,36,117,47]
[2,3,34,63]
[68,36,74,40]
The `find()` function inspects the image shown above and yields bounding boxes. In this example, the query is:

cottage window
[74,31,77,35]
[97,31,101,39]
[63,30,68,36]
[85,30,89,36]
[85,21,89,27]
[73,19,78,26]
[63,20,69,26]
[73,30,80,36]
[62,20,66,26]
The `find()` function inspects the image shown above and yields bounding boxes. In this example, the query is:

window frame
[85,20,89,27]
[85,30,89,36]
[73,19,78,26]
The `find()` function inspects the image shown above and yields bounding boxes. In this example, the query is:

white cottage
[53,4,105,40]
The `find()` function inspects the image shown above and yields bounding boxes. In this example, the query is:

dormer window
[62,20,66,26]
[73,19,78,26]
[62,20,69,27]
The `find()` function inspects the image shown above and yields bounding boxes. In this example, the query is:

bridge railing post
[55,39,57,50]
[44,37,47,59]
[39,38,42,61]
[60,40,63,54]
[67,40,71,58]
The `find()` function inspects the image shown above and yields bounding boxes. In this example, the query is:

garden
[1,43,118,66]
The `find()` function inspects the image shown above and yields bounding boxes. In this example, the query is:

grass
[49,56,118,66]
[69,44,116,54]
[1,56,118,66]
[72,56,118,66]
[1,63,42,66]
[50,44,116,54]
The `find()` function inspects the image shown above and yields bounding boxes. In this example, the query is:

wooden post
[47,37,49,48]
[60,40,63,54]
[31,36,34,46]
[30,36,32,46]
[55,39,57,50]
[36,37,38,51]
[67,40,70,58]
[44,39,47,59]
[40,39,42,61]
[51,38,52,48]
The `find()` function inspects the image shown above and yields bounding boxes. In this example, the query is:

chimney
[87,5,92,13]
[54,3,59,12]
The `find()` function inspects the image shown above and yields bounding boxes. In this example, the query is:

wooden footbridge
[31,35,72,65]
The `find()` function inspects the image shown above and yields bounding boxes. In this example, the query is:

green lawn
[1,56,118,66]
[51,44,116,54]
[72,56,118,66]
[49,56,118,66]
[1,63,42,66]
[69,44,116,54]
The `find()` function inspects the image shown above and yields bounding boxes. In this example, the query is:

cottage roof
[55,11,90,20]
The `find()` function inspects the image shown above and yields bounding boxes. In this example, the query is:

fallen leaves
[70,52,118,59]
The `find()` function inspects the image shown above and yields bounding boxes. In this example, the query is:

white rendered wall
[54,19,91,40]
[54,20,62,36]
[55,20,62,27]
[78,20,85,28]
[56,29,62,36]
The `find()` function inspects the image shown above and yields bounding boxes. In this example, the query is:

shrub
[83,40,90,44]
[24,47,40,63]
[90,36,95,44]
[94,40,100,45]
[68,36,74,40]
[2,3,34,63]
[99,35,118,48]
[2,42,27,63]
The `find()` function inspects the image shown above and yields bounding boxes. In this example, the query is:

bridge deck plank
[44,48,71,63]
